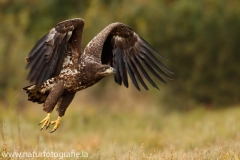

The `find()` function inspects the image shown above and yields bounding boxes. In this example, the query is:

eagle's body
[23,18,173,132]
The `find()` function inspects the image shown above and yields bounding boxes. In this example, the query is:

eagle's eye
[102,66,109,71]
[98,66,107,72]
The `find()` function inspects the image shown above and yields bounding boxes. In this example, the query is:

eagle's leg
[39,81,65,130]
[49,116,61,133]
[39,113,51,130]
[49,93,75,133]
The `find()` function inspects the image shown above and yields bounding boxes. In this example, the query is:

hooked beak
[103,67,116,75]
[112,67,116,73]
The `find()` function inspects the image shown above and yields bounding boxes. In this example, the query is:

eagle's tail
[23,85,49,104]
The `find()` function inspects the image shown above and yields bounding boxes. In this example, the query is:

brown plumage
[23,18,174,132]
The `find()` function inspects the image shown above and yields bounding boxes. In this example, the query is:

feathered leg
[49,93,75,133]
[39,81,65,130]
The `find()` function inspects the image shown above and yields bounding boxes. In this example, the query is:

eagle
[23,18,173,133]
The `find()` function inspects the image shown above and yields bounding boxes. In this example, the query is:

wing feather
[117,49,128,88]
[127,58,149,90]
[124,58,140,91]
[139,37,168,60]
[112,49,122,85]
[139,51,172,79]
[86,22,173,90]
[139,56,166,84]
[26,30,69,86]
[141,46,174,74]
[25,18,84,86]
[131,55,159,90]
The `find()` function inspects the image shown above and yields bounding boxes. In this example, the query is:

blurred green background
[0,0,240,109]
[1,0,240,159]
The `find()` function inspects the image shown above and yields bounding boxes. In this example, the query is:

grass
[0,87,240,159]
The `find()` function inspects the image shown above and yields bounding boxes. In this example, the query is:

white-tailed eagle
[23,18,174,132]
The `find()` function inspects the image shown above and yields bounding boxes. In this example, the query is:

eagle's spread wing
[100,23,174,91]
[26,18,84,86]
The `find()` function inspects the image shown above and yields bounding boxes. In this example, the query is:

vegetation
[0,0,240,159]
[1,101,240,159]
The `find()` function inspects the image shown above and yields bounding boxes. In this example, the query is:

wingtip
[159,55,169,61]
[155,85,160,90]
[124,84,129,88]
[169,71,175,75]
[26,56,30,62]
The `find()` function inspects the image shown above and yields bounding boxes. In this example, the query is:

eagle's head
[82,62,116,83]
[96,65,116,77]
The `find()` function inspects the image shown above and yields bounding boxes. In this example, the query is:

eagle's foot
[49,116,61,133]
[38,113,51,130]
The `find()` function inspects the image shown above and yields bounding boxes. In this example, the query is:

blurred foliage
[0,0,239,109]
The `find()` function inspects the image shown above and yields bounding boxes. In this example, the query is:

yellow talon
[49,116,61,133]
[39,113,51,130]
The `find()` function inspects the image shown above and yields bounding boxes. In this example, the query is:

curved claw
[38,113,51,130]
[49,116,61,133]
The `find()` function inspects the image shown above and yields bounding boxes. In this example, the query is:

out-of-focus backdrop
[0,0,240,159]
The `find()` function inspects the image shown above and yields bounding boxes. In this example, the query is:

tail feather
[23,85,49,104]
